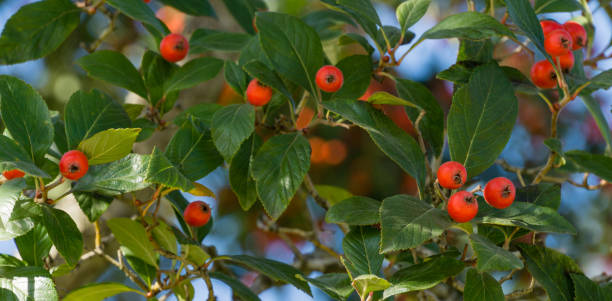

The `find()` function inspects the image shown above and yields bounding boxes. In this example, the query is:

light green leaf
[63,282,143,301]
[211,104,255,161]
[149,218,177,255]
[352,274,391,299]
[470,233,523,272]
[41,206,82,266]
[146,147,194,192]
[78,128,140,165]
[107,218,158,268]
[397,0,431,33]
[0,266,58,301]
[165,57,224,93]
[181,244,210,266]
[314,185,352,206]
[227,255,311,295]
[325,196,380,225]
[464,269,504,301]
[367,92,419,108]
[0,179,34,241]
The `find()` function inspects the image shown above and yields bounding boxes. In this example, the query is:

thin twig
[303,174,329,210]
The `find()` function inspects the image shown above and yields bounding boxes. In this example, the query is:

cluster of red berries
[183,200,212,227]
[530,20,587,89]
[437,161,516,223]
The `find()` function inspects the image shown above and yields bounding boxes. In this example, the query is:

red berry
[484,177,516,209]
[246,79,273,106]
[59,150,89,180]
[437,161,467,189]
[530,60,557,89]
[183,201,211,227]
[540,19,563,36]
[382,55,390,63]
[144,0,151,3]
[556,51,575,73]
[2,169,25,180]
[544,29,572,56]
[563,21,587,50]
[315,65,344,93]
[447,191,478,223]
[160,33,189,62]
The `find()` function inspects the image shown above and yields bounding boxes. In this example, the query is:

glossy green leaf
[421,12,515,41]
[41,206,82,266]
[565,150,612,182]
[181,244,210,266]
[342,226,383,278]
[476,201,576,234]
[326,196,380,225]
[448,64,518,177]
[469,233,523,272]
[323,99,426,194]
[159,0,215,17]
[0,76,53,162]
[77,51,148,98]
[63,282,143,301]
[121,247,156,287]
[149,218,177,255]
[190,29,251,53]
[64,89,132,149]
[464,269,504,301]
[227,255,311,295]
[165,122,223,181]
[0,0,80,65]
[224,61,248,96]
[0,136,49,178]
[322,0,381,39]
[571,273,612,301]
[327,55,372,100]
[74,192,113,222]
[107,218,158,267]
[352,274,391,299]
[251,133,311,219]
[210,272,261,301]
[0,266,58,301]
[15,224,52,267]
[305,273,353,301]
[73,154,150,196]
[165,57,224,93]
[534,0,581,13]
[256,12,324,96]
[106,0,168,39]
[147,147,194,192]
[211,104,255,161]
[230,134,262,211]
[314,185,352,206]
[78,128,140,165]
[397,0,431,33]
[506,0,547,57]
[243,60,295,103]
[220,0,266,34]
[380,195,451,253]
[0,179,34,241]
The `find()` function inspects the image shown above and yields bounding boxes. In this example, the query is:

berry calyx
[540,19,563,36]
[160,33,189,62]
[556,51,575,73]
[59,150,89,180]
[315,65,344,93]
[246,79,273,106]
[484,177,516,209]
[544,29,572,56]
[183,201,211,227]
[530,60,557,89]
[563,21,587,50]
[437,161,467,189]
[447,191,478,223]
[2,169,25,180]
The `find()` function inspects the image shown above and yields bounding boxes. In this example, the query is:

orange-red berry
[183,201,211,227]
[556,51,575,73]
[2,169,25,180]
[160,33,189,62]
[563,21,587,50]
[540,19,563,36]
[437,161,467,189]
[315,65,344,93]
[484,177,516,209]
[530,60,557,89]
[246,79,273,106]
[59,150,89,180]
[544,29,573,56]
[447,191,478,223]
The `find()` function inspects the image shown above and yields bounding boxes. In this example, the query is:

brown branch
[302,174,329,210]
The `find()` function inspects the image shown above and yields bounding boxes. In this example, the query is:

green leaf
[571,273,611,301]
[148,218,178,255]
[165,57,224,93]
[147,147,194,192]
[314,185,352,206]
[506,0,547,57]
[242,60,295,103]
[517,183,561,209]
[77,51,148,98]
[304,273,353,301]
[380,195,452,253]
[210,272,261,301]
[41,206,82,266]
[230,134,262,211]
[448,64,518,178]
[338,33,374,55]
[63,282,143,301]
[73,154,150,196]
[165,122,223,181]
[0,0,80,65]
[106,0,168,39]
[383,254,464,298]
[397,0,431,33]
[397,79,445,157]
[0,179,34,241]
[534,0,581,13]
[0,136,49,177]
[476,201,576,234]
[15,224,52,266]
[582,95,612,154]
[302,10,357,40]
[107,217,158,267]
[173,103,222,129]
[123,104,145,121]
[367,92,419,107]
[322,0,381,39]
[0,76,53,162]
[421,12,515,41]
[227,255,311,295]
[77,128,140,165]
[220,0,266,35]
[190,29,251,53]
[325,196,380,225]
[519,244,581,301]
[64,89,132,149]
[224,61,248,96]
[469,233,523,272]
[458,39,494,63]
[0,254,25,268]
[0,266,58,301]
[181,244,210,266]
[342,226,383,278]
[464,269,504,301]
[211,104,256,161]
[352,274,391,299]
[256,12,324,96]
[159,0,215,17]
[323,99,426,194]
[140,50,178,110]
[74,192,113,222]
[327,55,372,100]
[121,246,156,287]
[544,138,564,156]
[565,150,612,182]
[251,133,311,220]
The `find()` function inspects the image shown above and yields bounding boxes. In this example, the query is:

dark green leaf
[469,233,523,272]
[305,273,353,301]
[77,51,148,98]
[221,0,266,34]
[210,272,261,301]
[322,0,381,39]
[565,150,612,182]
[302,10,356,40]
[106,0,168,39]
[173,103,222,130]
[190,29,251,53]
[165,57,224,93]
[506,0,547,57]
[15,224,52,266]
[211,104,255,161]
[327,55,372,100]
[544,138,564,156]
[165,122,223,181]
[338,33,374,55]
[458,39,494,63]
[476,200,576,234]
[74,192,113,222]
[230,134,262,211]
[224,61,248,96]
[421,12,515,41]
[62,282,143,301]
[0,266,58,300]
[534,0,581,13]
[0,0,80,65]
[516,183,561,209]
[571,273,611,301]
[342,226,383,278]
[251,133,310,219]
[0,136,49,177]
[227,255,311,295]
[464,269,504,301]
[107,217,158,267]
[41,206,82,266]
[0,179,34,241]
[397,0,431,33]
[243,60,295,103]
[582,95,612,154]
[380,195,452,253]
[133,118,156,142]
[325,196,380,225]
[72,154,150,196]
[147,148,194,192]
[141,50,178,110]
[78,128,140,165]
[159,0,215,17]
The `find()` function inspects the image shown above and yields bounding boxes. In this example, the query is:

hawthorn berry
[382,55,390,63]
[59,150,89,181]
[2,169,25,180]
[437,161,467,189]
[160,33,189,62]
[556,51,575,73]
[484,177,516,209]
[540,19,563,36]
[530,60,557,89]
[563,21,587,50]
[544,29,572,56]
[144,0,151,3]
[183,201,211,227]
[315,65,344,93]
[246,79,273,106]
[447,191,478,223]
